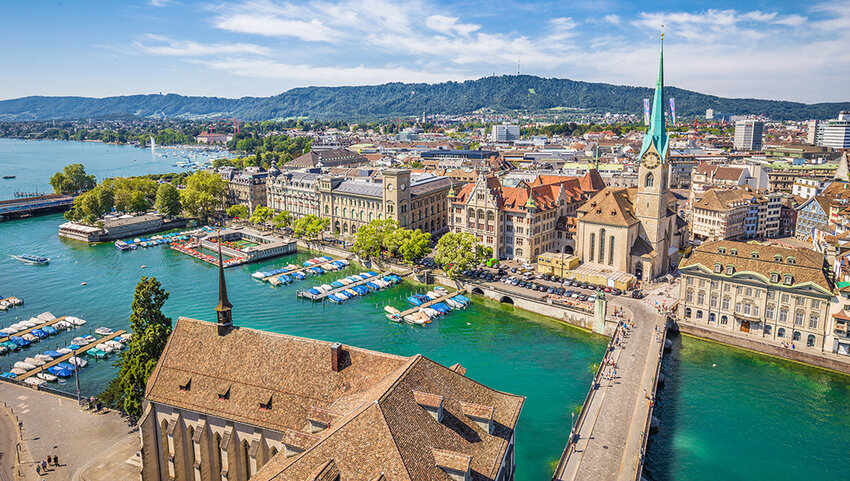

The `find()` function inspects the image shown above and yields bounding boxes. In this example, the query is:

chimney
[330,342,342,372]
[459,401,495,435]
[413,390,444,422]
[432,448,472,481]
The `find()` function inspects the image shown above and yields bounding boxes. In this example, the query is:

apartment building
[678,240,833,351]
[733,120,764,151]
[266,170,321,219]
[221,167,268,212]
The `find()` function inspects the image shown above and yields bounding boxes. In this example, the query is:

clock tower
[635,36,671,263]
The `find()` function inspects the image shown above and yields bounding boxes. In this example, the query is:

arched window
[487,211,494,221]
[645,172,654,188]
[807,334,816,347]
[516,248,523,257]
[696,310,703,319]
[609,235,615,265]
[468,208,475,218]
[599,229,606,261]
[792,331,801,341]
[721,315,728,324]
[684,308,692,318]
[589,233,596,262]
[778,327,786,338]
[709,313,716,322]
[242,440,251,480]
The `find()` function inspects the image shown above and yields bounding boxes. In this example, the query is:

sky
[1,0,849,103]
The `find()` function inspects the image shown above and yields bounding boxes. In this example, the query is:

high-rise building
[705,108,714,120]
[491,123,521,142]
[733,120,764,151]
[821,111,850,149]
[807,120,825,146]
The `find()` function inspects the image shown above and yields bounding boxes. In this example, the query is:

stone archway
[471,287,484,295]
[500,296,514,304]
[634,262,643,280]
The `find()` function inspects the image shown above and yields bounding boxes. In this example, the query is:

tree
[180,170,226,222]
[249,206,275,226]
[129,191,150,213]
[382,227,410,257]
[433,232,490,278]
[155,183,182,217]
[351,219,398,259]
[226,204,248,219]
[272,210,292,228]
[100,277,172,417]
[399,229,432,264]
[50,163,96,194]
[292,214,329,240]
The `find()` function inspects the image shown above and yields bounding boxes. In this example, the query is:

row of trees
[350,219,432,265]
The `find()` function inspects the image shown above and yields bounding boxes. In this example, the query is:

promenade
[554,294,666,481]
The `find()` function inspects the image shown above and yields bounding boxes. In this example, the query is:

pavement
[0,383,139,481]
[0,401,19,481]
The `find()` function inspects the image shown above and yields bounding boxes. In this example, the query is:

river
[1,139,849,480]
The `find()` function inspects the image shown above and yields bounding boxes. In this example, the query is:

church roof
[834,152,850,183]
[577,187,640,226]
[639,38,669,160]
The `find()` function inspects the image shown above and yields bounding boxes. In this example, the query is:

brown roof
[693,188,751,211]
[680,240,832,292]
[577,187,639,226]
[452,174,589,214]
[147,318,524,481]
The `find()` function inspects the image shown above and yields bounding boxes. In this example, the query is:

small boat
[47,366,73,378]
[34,353,53,361]
[115,241,132,251]
[44,350,63,358]
[2,175,15,179]
[69,356,88,367]
[12,254,49,265]
[24,357,45,366]
[24,377,47,386]
[57,347,73,354]
[57,362,77,372]
[14,361,36,370]
[10,368,27,376]
[0,372,17,378]
[37,372,57,382]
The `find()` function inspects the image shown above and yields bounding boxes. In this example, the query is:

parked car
[632,290,645,299]
[587,295,597,303]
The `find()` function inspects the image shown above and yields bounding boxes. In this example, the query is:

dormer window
[787,257,796,264]
[751,251,759,259]
[726,265,735,275]
[770,272,780,283]
[714,263,722,273]
[718,247,726,254]
[774,254,782,262]
[784,275,793,285]
[178,378,191,392]
[730,248,738,256]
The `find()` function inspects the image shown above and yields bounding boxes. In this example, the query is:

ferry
[115,240,136,251]
[12,254,49,265]
[2,175,15,179]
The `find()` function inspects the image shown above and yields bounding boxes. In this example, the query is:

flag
[643,99,650,125]
[669,98,677,125]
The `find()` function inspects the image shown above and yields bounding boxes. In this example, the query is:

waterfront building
[139,250,524,481]
[284,149,367,170]
[575,42,687,280]
[678,240,834,351]
[448,172,602,261]
[221,167,268,213]
[733,120,764,151]
[195,132,232,144]
[266,170,321,219]
[795,180,850,248]
[58,213,185,242]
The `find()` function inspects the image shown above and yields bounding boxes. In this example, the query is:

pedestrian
[46,456,51,467]
[41,460,47,471]
[36,465,40,475]
[54,454,59,466]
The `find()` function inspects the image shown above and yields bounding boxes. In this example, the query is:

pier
[0,316,67,344]
[396,288,468,317]
[553,299,666,481]
[297,271,392,301]
[0,194,74,219]
[14,330,126,381]
[263,257,340,282]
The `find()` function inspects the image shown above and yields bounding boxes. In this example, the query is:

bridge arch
[499,296,514,304]
[471,287,485,295]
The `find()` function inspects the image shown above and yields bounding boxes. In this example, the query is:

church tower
[214,234,233,336]
[635,36,671,259]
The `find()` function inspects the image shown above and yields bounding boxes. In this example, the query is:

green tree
[272,210,292,228]
[155,183,182,217]
[129,191,150,213]
[399,229,432,264]
[226,204,249,219]
[249,206,275,225]
[100,277,172,417]
[351,219,398,259]
[180,170,226,222]
[382,226,410,257]
[49,163,96,194]
[433,232,490,278]
[96,185,115,215]
[292,214,329,240]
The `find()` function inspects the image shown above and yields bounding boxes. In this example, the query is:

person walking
[41,459,47,472]
[36,464,41,475]
[54,454,59,466]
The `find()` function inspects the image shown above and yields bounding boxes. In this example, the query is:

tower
[214,233,233,336]
[635,36,671,255]
[383,169,411,226]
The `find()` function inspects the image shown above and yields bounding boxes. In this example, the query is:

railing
[634,320,668,480]
[552,322,623,479]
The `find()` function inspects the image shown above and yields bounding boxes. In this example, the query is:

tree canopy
[154,183,182,217]
[50,163,96,195]
[272,210,292,228]
[226,204,249,219]
[100,277,172,417]
[351,219,399,259]
[249,205,275,226]
[433,232,491,278]
[180,170,226,222]
[292,214,329,240]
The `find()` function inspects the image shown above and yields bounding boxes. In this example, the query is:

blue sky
[2,0,849,102]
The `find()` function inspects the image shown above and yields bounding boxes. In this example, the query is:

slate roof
[288,149,367,169]
[146,318,524,481]
[334,180,384,198]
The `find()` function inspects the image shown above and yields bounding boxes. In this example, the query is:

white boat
[345,289,358,297]
[24,378,46,387]
[21,319,37,328]
[269,277,282,286]
[53,321,71,330]
[66,317,86,326]
[57,347,73,354]
[426,291,439,300]
[69,356,88,367]
[22,334,38,342]
[82,335,96,344]
[104,340,123,350]
[24,357,45,366]
[94,327,113,336]
[0,327,17,335]
[384,306,400,315]
[10,367,27,375]
[321,284,333,292]
[37,372,57,382]
[251,271,266,279]
[34,354,53,361]
[119,333,132,342]
[95,343,114,353]
[71,336,87,345]
[14,361,36,370]
[36,312,56,322]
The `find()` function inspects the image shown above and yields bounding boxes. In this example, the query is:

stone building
[691,187,781,241]
[575,43,687,280]
[447,172,603,261]
[284,149,367,170]
[139,251,524,481]
[222,167,268,212]
[266,170,321,219]
[678,240,834,351]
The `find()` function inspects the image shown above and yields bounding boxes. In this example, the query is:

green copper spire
[639,35,668,161]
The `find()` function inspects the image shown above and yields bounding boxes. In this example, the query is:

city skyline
[1,0,849,103]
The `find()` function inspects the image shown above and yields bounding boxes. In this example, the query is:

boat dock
[14,330,126,381]
[263,257,340,282]
[0,316,67,344]
[297,271,393,301]
[396,288,468,317]
[0,194,74,219]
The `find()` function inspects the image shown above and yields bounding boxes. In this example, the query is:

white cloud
[135,35,272,56]
[603,14,621,25]
[150,0,170,6]
[212,14,337,42]
[425,15,480,36]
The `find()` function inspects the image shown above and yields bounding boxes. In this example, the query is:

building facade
[222,168,268,212]
[678,240,833,351]
[733,120,764,151]
[266,171,321,219]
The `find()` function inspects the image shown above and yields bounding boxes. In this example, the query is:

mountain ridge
[1,75,847,122]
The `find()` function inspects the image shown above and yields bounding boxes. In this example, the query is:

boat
[10,368,27,376]
[14,361,36,370]
[69,356,88,367]
[25,378,47,386]
[34,353,53,362]
[37,372,57,382]
[24,357,45,366]
[12,254,49,265]
[2,175,15,179]
[115,240,132,251]
[44,350,63,358]
[94,327,113,336]
[47,366,72,378]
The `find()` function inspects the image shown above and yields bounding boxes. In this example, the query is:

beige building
[139,260,524,481]
[691,188,750,240]
[448,172,604,262]
[266,170,321,219]
[678,240,834,350]
[222,168,268,213]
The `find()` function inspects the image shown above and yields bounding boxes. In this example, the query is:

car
[552,276,561,283]
[511,279,520,286]
[587,295,597,303]
[632,290,645,299]
[510,267,517,273]
[578,294,588,301]
[556,287,565,295]
[596,285,604,292]
[604,287,612,293]
[547,286,555,293]
[528,283,537,290]
[571,292,580,299]
[613,288,623,295]
[580,282,588,289]
[571,280,580,287]
[518,280,527,287]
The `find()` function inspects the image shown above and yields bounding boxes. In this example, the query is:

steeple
[639,34,668,161]
[524,185,537,210]
[214,232,233,336]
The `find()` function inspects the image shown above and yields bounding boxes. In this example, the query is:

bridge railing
[552,322,623,479]
[634,319,668,480]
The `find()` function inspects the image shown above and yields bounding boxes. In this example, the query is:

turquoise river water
[1,139,849,480]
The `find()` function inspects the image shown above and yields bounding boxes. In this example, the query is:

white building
[792,177,831,199]
[491,123,521,142]
[820,112,850,149]
[733,120,764,151]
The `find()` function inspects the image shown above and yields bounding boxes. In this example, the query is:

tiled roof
[335,180,384,198]
[578,187,639,226]
[452,174,588,213]
[680,240,831,292]
[693,188,751,211]
[147,318,524,481]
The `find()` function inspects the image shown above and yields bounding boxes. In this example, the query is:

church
[575,40,686,281]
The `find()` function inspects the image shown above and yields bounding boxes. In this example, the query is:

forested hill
[1,75,847,122]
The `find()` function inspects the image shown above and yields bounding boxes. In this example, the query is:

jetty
[396,288,468,318]
[0,194,74,219]
[297,271,393,301]
[263,257,339,282]
[0,316,67,344]
[14,330,126,381]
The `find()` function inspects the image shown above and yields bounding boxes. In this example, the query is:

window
[645,172,654,187]
[599,229,606,261]
[809,314,819,329]
[685,308,692,318]
[811,299,821,310]
[735,301,742,313]
[722,297,730,310]
[686,290,694,303]
[589,233,596,262]
[778,327,786,338]
[710,295,718,308]
[796,296,805,307]
[745,287,752,297]
[770,272,779,283]
[781,293,789,303]
[687,277,694,285]
[753,305,760,317]
[699,279,706,287]
[784,275,793,285]
[787,256,796,264]
[714,263,722,273]
[793,331,801,341]
[721,315,728,324]
[795,310,805,326]
[609,236,615,265]
[697,292,705,305]
[696,310,703,319]
[743,303,751,315]
[765,304,775,319]
[736,286,742,295]
[779,308,788,323]
[807,334,816,347]
[726,265,735,275]
[709,313,716,322]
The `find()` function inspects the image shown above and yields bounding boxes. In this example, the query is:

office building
[733,120,764,151]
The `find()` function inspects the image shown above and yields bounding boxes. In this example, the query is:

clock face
[400,183,406,191]
[386,183,394,192]
[642,152,661,169]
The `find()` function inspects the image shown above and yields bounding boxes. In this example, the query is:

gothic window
[599,229,606,261]
[609,236,615,265]
[589,233,596,262]
[645,172,654,188]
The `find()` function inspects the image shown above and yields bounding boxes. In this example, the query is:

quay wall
[674,320,850,376]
